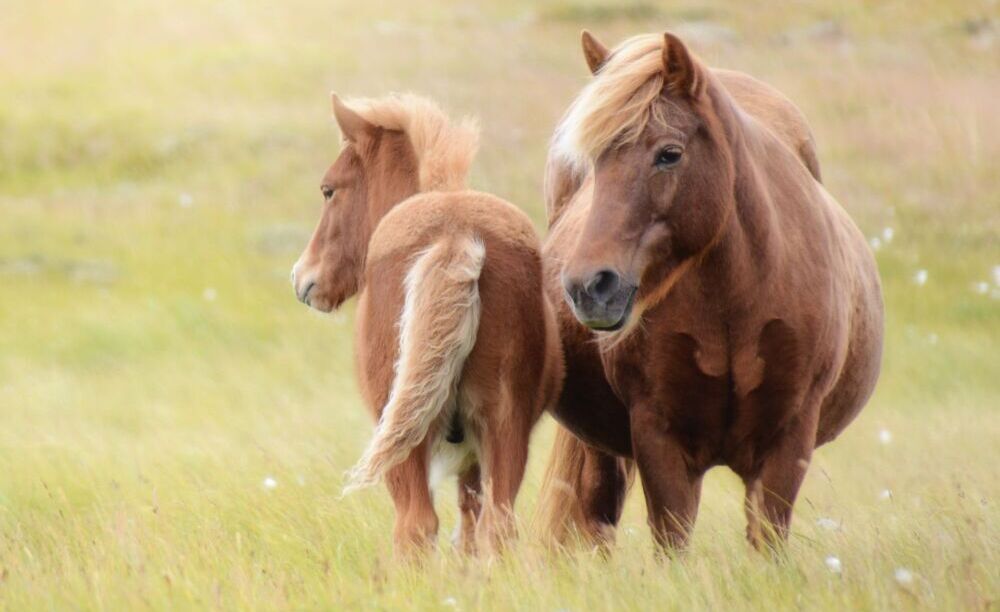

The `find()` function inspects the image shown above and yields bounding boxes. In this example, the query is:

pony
[292,93,564,556]
[536,31,883,551]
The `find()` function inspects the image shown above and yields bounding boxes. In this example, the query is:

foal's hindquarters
[351,190,563,557]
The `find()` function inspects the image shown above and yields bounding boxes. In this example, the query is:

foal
[292,93,563,556]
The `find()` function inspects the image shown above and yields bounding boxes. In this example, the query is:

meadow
[1,0,998,609]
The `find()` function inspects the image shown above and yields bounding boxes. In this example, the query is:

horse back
[361,190,564,430]
[715,69,822,182]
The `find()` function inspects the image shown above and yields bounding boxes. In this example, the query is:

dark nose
[564,268,621,307]
[562,267,636,330]
[584,269,621,303]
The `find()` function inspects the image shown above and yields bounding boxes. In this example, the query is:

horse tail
[343,234,485,494]
[534,423,592,543]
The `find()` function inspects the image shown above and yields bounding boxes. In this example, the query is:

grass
[1,0,998,609]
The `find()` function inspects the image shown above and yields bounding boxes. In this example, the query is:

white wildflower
[879,489,892,501]
[878,428,892,444]
[974,281,989,295]
[894,567,914,586]
[816,517,840,531]
[178,193,194,208]
[912,269,928,286]
[442,596,458,607]
[881,227,894,243]
[825,555,842,574]
[869,237,882,251]
[263,476,278,490]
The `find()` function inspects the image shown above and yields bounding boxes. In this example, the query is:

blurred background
[1,0,997,608]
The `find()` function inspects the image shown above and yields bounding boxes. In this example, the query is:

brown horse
[292,93,563,556]
[537,32,883,551]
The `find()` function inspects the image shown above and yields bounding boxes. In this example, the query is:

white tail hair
[343,234,485,493]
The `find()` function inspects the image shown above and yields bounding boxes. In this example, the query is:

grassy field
[1,0,998,609]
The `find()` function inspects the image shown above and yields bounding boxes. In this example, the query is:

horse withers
[537,31,883,551]
[292,94,563,556]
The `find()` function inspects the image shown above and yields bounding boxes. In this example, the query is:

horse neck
[697,81,782,308]
[357,156,423,290]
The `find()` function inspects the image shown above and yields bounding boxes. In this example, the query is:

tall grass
[1,0,997,608]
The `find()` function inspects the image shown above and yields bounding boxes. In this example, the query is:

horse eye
[654,147,683,168]
[321,186,335,200]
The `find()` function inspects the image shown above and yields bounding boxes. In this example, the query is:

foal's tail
[343,234,485,494]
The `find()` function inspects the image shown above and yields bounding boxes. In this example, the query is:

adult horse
[537,31,883,551]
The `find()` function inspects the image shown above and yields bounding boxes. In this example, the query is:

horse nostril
[585,269,621,302]
[562,276,580,305]
[298,280,317,304]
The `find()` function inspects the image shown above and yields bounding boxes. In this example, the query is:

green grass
[1,0,998,609]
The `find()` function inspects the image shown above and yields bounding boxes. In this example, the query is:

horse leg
[476,420,529,556]
[630,405,703,552]
[744,411,818,551]
[535,425,633,547]
[385,448,439,558]
[454,463,482,554]
[578,445,632,547]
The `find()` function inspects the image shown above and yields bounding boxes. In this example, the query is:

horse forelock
[553,33,677,171]
[344,93,480,192]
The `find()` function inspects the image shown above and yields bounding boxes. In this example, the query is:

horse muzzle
[562,268,638,331]
[291,261,319,307]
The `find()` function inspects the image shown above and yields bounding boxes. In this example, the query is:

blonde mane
[553,34,678,170]
[344,93,479,192]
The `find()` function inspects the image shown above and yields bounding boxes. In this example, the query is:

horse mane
[344,93,479,192]
[552,33,687,170]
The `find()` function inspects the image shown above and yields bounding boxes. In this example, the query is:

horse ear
[581,30,610,74]
[331,93,374,141]
[661,33,704,98]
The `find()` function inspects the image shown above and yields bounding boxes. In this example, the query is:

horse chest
[604,318,805,474]
[604,329,729,464]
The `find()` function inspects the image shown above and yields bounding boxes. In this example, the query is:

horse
[291,93,564,556]
[536,31,883,552]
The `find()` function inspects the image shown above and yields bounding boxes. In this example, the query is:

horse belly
[817,289,884,445]
[816,217,885,445]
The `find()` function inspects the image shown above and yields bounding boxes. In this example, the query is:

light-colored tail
[534,424,591,544]
[343,234,485,494]
[535,424,636,546]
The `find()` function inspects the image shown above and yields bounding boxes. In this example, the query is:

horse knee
[476,503,517,556]
[394,506,439,554]
[744,476,795,552]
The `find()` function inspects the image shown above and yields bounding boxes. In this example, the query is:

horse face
[563,34,731,331]
[292,95,421,313]
[291,145,369,312]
